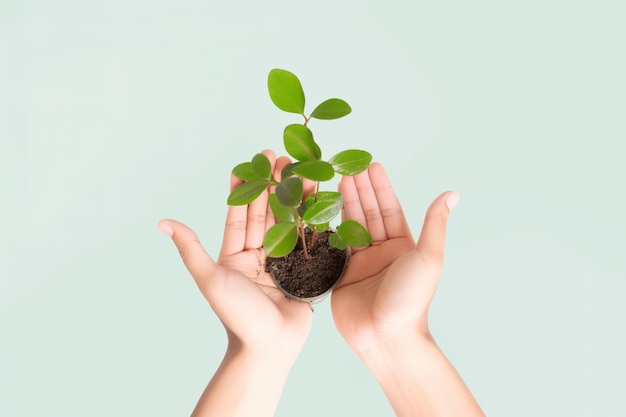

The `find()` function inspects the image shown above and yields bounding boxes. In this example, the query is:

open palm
[331,163,456,356]
[159,150,312,353]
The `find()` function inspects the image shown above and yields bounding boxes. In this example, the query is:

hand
[331,163,483,417]
[158,150,312,417]
[159,150,312,354]
[331,162,457,355]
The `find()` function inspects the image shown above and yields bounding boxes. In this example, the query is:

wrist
[226,347,299,374]
[191,339,300,417]
[358,328,436,375]
[358,330,484,417]
[224,337,302,376]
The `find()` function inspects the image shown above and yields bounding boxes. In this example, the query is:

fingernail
[446,192,460,211]
[158,221,174,237]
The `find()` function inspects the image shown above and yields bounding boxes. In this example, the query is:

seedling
[227,68,373,259]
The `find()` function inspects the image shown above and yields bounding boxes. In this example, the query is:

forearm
[360,332,484,417]
[191,345,295,417]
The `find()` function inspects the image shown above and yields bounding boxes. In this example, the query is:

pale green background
[1,0,625,415]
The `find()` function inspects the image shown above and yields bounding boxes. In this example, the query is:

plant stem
[309,229,317,249]
[299,224,311,259]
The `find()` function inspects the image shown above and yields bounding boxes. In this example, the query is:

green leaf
[281,162,299,180]
[269,193,296,223]
[264,222,298,257]
[292,160,335,182]
[314,222,330,233]
[232,162,263,181]
[232,154,272,181]
[283,124,321,162]
[227,180,270,206]
[329,149,372,176]
[328,232,347,250]
[251,153,272,179]
[275,177,303,207]
[336,220,372,247]
[302,192,342,225]
[302,198,343,225]
[310,98,352,120]
[297,202,307,218]
[303,191,342,208]
[268,69,305,114]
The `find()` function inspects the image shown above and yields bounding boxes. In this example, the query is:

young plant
[227,68,373,258]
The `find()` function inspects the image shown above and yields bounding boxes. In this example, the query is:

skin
[158,150,312,417]
[158,152,484,416]
[332,163,485,417]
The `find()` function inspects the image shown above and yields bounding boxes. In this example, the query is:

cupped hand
[331,162,459,356]
[158,150,312,358]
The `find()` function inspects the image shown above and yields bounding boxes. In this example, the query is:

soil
[265,229,348,300]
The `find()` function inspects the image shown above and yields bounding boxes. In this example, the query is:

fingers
[368,163,412,239]
[352,164,388,241]
[340,163,411,243]
[158,219,218,289]
[221,175,249,257]
[267,156,293,231]
[273,156,292,184]
[221,208,247,258]
[244,191,269,250]
[222,150,278,256]
[244,150,276,249]
[158,219,286,339]
[339,174,366,228]
[415,191,459,261]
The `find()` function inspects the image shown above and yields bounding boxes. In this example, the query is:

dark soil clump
[265,229,348,299]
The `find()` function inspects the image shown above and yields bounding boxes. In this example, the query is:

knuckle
[176,243,189,260]
[364,208,382,222]
[380,206,402,219]
[175,239,200,261]
[247,213,266,225]
[226,220,246,231]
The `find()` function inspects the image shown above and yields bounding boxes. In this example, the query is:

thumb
[415,191,459,262]
[158,219,218,288]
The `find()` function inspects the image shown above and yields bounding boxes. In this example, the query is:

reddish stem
[309,229,317,250]
[299,225,311,259]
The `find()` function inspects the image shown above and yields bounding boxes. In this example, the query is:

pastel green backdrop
[1,0,624,415]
